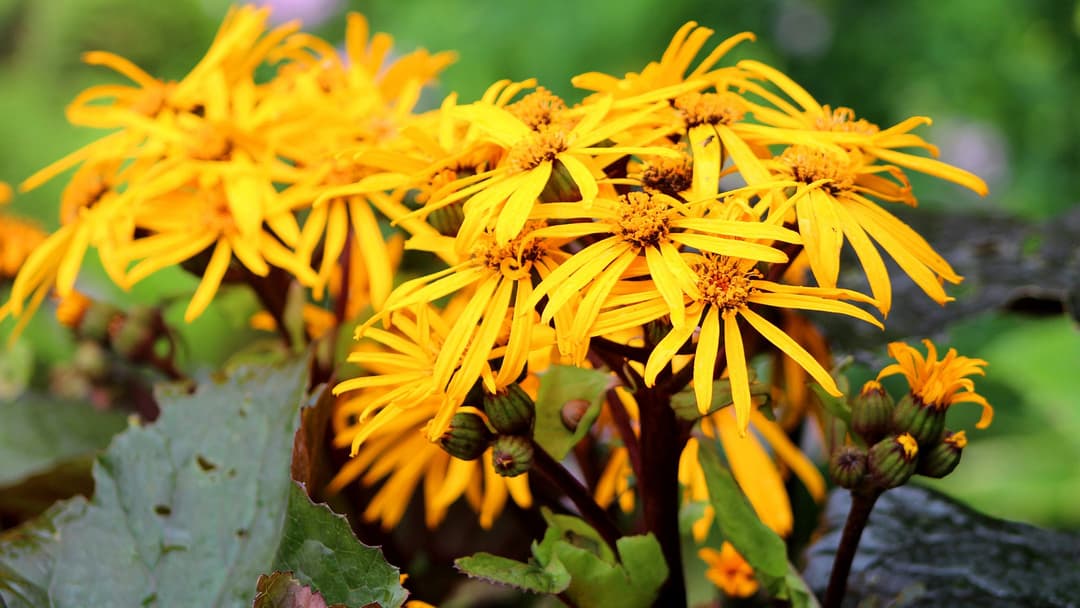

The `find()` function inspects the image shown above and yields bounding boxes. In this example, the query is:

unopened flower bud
[491,435,533,477]
[439,411,494,461]
[868,433,919,489]
[829,445,868,490]
[72,341,109,380]
[851,380,894,444]
[483,384,535,435]
[110,305,162,360]
[917,430,966,478]
[68,297,122,343]
[891,393,946,446]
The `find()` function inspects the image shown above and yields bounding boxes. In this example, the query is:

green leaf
[454,552,571,594]
[697,443,788,595]
[533,507,615,565]
[533,365,611,460]
[0,499,86,608]
[0,360,406,608]
[253,571,345,608]
[0,396,128,487]
[783,563,821,608]
[272,483,406,608]
[547,533,667,608]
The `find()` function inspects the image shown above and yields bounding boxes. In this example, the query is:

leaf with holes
[0,359,406,608]
[533,365,612,460]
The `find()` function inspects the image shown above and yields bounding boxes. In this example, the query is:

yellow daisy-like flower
[736,59,989,196]
[362,223,569,437]
[433,89,674,246]
[699,542,759,598]
[877,339,993,428]
[572,22,754,100]
[328,397,532,531]
[770,144,963,313]
[527,191,799,360]
[596,253,880,431]
[0,213,46,279]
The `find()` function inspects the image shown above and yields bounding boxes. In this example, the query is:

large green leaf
[0,395,128,487]
[804,485,1080,607]
[0,360,406,608]
[533,365,611,460]
[697,443,788,596]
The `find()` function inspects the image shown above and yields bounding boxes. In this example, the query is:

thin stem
[530,441,622,552]
[244,266,294,349]
[823,489,882,608]
[638,385,689,607]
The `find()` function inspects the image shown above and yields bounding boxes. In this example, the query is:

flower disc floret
[814,106,880,135]
[674,91,745,128]
[613,192,674,248]
[695,255,759,311]
[472,223,546,280]
[780,145,855,193]
[507,87,567,131]
[505,126,569,173]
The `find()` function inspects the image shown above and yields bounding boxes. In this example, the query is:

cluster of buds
[56,291,177,373]
[829,380,968,493]
[438,383,536,477]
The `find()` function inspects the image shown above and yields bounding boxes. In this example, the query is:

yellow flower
[432,88,675,246]
[736,59,989,196]
[0,213,46,279]
[770,144,963,313]
[572,22,755,100]
[877,339,993,428]
[328,397,531,530]
[595,253,880,432]
[360,223,569,437]
[527,191,799,361]
[699,542,759,598]
[0,181,11,205]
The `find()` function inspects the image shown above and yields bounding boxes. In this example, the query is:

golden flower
[736,59,989,196]
[0,213,46,279]
[527,191,798,361]
[328,397,531,530]
[572,22,754,100]
[770,144,963,313]
[595,253,880,432]
[877,339,993,427]
[699,542,759,598]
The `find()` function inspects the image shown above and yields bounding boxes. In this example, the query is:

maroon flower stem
[587,349,642,480]
[530,441,622,553]
[638,384,689,607]
[823,489,882,608]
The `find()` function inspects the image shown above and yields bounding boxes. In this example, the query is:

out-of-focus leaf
[0,458,94,523]
[0,338,32,400]
[670,372,769,421]
[803,485,1080,607]
[272,483,406,608]
[0,499,86,608]
[533,365,611,460]
[810,383,852,428]
[454,552,571,594]
[253,571,344,608]
[0,360,406,608]
[0,396,127,487]
[697,443,788,596]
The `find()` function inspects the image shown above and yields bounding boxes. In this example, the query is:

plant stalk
[823,489,882,608]
[530,441,622,552]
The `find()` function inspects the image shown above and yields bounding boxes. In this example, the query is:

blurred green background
[2,0,1079,528]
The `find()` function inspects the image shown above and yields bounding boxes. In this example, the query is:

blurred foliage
[1,0,1078,531]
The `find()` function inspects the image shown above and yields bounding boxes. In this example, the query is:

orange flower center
[472,221,547,279]
[674,91,745,128]
[506,127,569,173]
[696,255,758,310]
[508,87,567,131]
[614,192,674,248]
[780,145,855,193]
[641,153,693,195]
